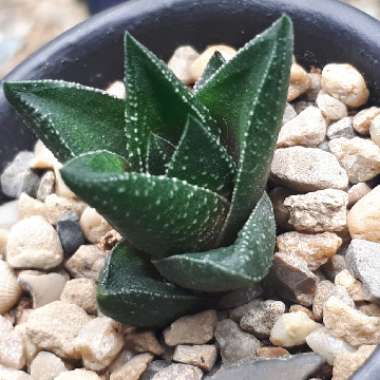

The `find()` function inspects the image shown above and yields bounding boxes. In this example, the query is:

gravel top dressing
[1,18,380,380]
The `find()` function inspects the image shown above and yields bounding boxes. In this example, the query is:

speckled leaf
[61,150,229,258]
[3,80,126,163]
[195,16,293,242]
[147,133,175,175]
[166,116,235,195]
[97,242,207,327]
[153,192,275,292]
[124,33,214,172]
[193,51,226,91]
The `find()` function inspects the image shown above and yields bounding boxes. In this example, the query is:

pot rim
[3,0,380,82]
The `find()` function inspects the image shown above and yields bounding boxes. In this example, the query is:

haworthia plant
[4,15,294,327]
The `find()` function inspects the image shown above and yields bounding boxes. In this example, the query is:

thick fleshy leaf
[3,80,126,163]
[193,51,226,91]
[124,33,214,172]
[195,16,293,242]
[97,242,207,327]
[61,150,229,258]
[147,133,175,175]
[154,192,275,292]
[166,116,235,195]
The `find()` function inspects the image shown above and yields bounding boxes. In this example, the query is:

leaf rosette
[4,16,293,327]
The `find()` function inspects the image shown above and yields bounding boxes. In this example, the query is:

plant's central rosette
[3,16,293,327]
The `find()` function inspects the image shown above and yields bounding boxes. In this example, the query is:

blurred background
[1,0,380,78]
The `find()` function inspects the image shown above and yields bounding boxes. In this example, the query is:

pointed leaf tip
[196,16,293,242]
[4,80,127,163]
[123,31,217,172]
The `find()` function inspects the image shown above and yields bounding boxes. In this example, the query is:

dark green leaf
[147,133,175,175]
[195,16,293,242]
[61,150,229,258]
[166,116,235,195]
[3,80,126,163]
[124,34,215,172]
[193,51,226,91]
[97,242,207,327]
[154,192,276,292]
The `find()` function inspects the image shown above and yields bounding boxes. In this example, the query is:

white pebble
[190,45,236,82]
[316,90,348,121]
[6,216,63,270]
[287,63,311,101]
[18,270,67,308]
[0,260,21,314]
[306,327,355,365]
[168,46,199,84]
[106,81,126,99]
[60,278,97,314]
[0,315,25,369]
[0,201,19,229]
[270,311,321,347]
[353,107,380,135]
[75,317,124,371]
[321,63,369,108]
[30,351,68,380]
[277,106,327,148]
[80,207,112,244]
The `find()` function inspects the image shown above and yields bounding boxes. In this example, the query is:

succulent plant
[4,16,293,327]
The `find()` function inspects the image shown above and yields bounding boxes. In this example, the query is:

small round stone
[348,182,371,208]
[316,90,348,121]
[6,216,63,270]
[348,185,380,243]
[80,207,112,244]
[287,63,311,101]
[60,278,97,314]
[270,311,321,347]
[163,310,217,346]
[353,107,380,135]
[106,81,126,99]
[57,213,86,257]
[0,151,40,199]
[306,327,355,365]
[215,319,261,364]
[277,106,327,148]
[0,315,25,369]
[329,137,380,183]
[18,270,67,308]
[321,63,369,108]
[277,231,342,271]
[370,113,380,147]
[271,147,349,192]
[25,301,91,359]
[168,46,199,84]
[36,171,55,202]
[30,351,68,380]
[74,317,124,371]
[190,45,236,82]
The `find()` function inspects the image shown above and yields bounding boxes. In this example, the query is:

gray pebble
[214,319,261,365]
[1,151,40,198]
[36,171,55,201]
[346,239,380,302]
[141,360,170,380]
[57,213,86,257]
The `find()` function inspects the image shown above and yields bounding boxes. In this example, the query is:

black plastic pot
[0,0,380,376]
[87,0,126,14]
